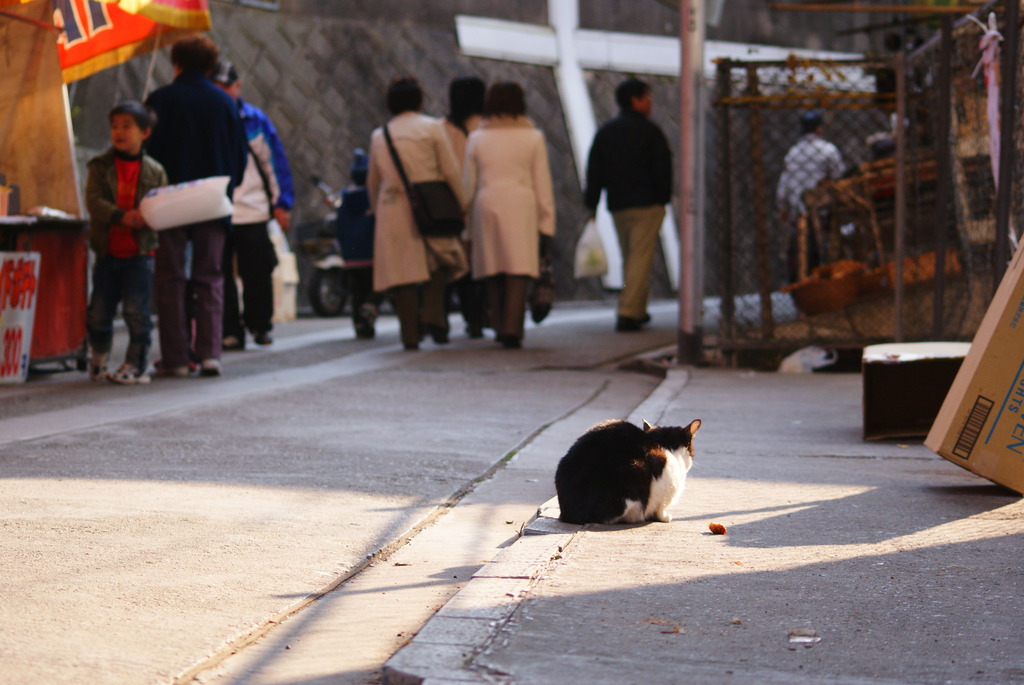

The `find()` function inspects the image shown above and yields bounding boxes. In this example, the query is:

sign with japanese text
[0,252,41,384]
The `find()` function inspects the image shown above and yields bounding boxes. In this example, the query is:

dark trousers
[347,267,379,332]
[447,273,487,333]
[155,219,226,367]
[223,221,277,340]
[484,274,530,341]
[87,254,154,370]
[389,269,447,348]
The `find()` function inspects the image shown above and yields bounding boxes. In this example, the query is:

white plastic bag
[574,219,608,278]
[139,176,233,230]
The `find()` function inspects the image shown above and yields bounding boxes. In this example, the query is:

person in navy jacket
[145,35,247,377]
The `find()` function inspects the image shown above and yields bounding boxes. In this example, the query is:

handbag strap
[247,140,275,209]
[382,124,415,199]
[384,124,437,252]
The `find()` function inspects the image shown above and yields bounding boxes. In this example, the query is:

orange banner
[47,0,210,82]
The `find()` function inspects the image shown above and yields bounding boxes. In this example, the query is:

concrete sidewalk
[385,367,1024,684]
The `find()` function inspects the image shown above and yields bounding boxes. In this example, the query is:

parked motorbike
[300,176,348,317]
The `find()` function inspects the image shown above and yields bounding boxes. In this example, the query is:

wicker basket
[782,260,866,317]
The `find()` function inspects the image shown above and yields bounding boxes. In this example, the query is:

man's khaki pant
[611,205,666,319]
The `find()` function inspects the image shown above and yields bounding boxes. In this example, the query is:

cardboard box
[926,241,1024,494]
[863,342,969,440]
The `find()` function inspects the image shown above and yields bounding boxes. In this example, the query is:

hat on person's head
[212,60,239,86]
[800,111,824,134]
[350,148,369,185]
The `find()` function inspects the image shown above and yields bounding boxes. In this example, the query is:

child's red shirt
[107,155,143,258]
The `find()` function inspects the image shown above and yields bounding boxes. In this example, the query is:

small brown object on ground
[708,522,727,535]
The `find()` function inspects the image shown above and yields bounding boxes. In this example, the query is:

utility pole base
[677,329,703,366]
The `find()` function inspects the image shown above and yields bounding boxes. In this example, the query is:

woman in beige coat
[464,82,555,348]
[368,77,467,350]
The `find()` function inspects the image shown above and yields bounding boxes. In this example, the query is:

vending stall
[0,0,86,380]
[0,0,210,381]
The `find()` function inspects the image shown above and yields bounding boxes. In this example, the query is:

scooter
[300,176,348,317]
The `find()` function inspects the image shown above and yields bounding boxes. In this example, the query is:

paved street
[4,299,1023,685]
[385,366,1024,685]
[0,301,676,685]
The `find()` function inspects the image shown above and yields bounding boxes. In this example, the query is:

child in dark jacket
[335,149,379,339]
[84,101,168,384]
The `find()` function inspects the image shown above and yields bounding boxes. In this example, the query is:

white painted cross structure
[456,0,864,290]
[456,1,681,290]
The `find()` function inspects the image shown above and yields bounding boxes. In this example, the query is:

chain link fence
[707,1,1020,364]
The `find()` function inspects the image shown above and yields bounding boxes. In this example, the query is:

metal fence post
[746,65,774,338]
[895,52,907,342]
[994,0,1020,279]
[933,16,954,339]
[716,61,735,357]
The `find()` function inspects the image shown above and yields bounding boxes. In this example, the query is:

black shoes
[222,335,245,351]
[427,326,450,345]
[356,304,378,339]
[615,313,651,332]
[227,332,272,348]
[615,316,643,332]
[496,334,522,349]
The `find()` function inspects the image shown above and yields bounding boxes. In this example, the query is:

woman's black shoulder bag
[382,125,464,237]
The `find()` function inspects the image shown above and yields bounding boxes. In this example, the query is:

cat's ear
[642,419,654,432]
[687,419,702,436]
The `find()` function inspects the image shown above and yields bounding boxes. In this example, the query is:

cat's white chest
[643,448,691,523]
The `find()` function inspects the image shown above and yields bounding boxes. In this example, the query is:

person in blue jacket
[145,35,246,377]
[213,60,294,349]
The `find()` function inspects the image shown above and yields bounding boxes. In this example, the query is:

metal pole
[895,52,906,342]
[716,61,735,356]
[932,16,953,339]
[678,0,705,364]
[746,65,774,339]
[994,0,1020,279]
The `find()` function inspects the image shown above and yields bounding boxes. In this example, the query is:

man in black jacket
[145,35,246,377]
[584,78,672,332]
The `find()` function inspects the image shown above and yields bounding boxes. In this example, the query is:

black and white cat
[554,418,702,525]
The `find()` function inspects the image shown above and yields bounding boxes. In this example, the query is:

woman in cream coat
[368,77,467,350]
[464,81,555,348]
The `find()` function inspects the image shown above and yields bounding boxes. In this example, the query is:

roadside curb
[382,526,580,685]
[381,367,694,685]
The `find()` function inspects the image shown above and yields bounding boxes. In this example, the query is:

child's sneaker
[89,352,108,383]
[200,358,222,377]
[108,363,151,385]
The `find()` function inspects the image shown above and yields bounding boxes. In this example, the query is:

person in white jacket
[776,111,845,281]
[463,82,556,349]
